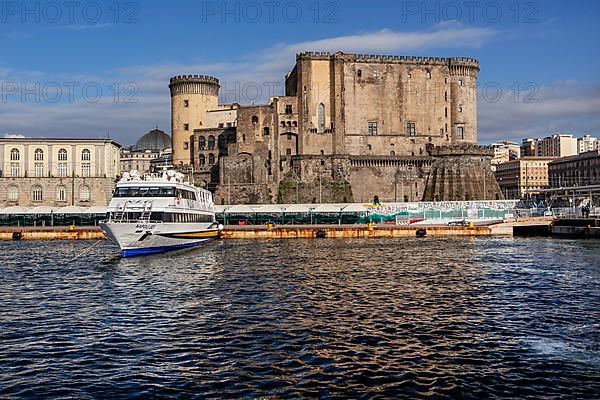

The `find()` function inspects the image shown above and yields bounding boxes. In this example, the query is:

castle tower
[423,145,503,201]
[448,58,479,144]
[169,75,220,166]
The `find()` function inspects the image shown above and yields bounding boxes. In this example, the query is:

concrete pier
[1,218,566,241]
[0,226,105,241]
[221,224,496,239]
[1,224,501,241]
[551,218,600,238]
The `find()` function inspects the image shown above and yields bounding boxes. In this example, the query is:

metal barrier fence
[0,213,105,227]
[216,202,519,226]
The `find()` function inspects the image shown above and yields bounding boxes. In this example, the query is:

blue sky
[1,0,599,145]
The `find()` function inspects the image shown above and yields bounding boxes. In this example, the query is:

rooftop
[0,137,121,147]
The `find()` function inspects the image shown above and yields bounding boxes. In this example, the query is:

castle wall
[289,53,480,160]
[423,146,503,201]
[176,52,484,205]
[214,104,280,204]
[275,155,432,204]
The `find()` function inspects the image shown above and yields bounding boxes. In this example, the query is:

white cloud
[478,81,600,142]
[59,23,114,31]
[3,133,26,138]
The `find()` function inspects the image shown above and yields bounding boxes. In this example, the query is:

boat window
[161,212,214,223]
[114,186,177,197]
[160,187,176,196]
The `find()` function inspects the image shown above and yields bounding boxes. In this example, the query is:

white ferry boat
[100,170,222,257]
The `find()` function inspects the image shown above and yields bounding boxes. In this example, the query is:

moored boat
[100,169,222,257]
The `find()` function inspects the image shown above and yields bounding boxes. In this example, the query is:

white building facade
[0,138,121,207]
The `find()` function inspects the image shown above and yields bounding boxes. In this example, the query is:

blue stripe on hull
[121,239,215,258]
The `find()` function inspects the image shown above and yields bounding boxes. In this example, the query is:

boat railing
[102,218,165,224]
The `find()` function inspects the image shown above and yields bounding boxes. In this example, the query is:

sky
[1,0,599,145]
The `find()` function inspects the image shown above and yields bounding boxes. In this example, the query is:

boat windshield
[113,186,176,197]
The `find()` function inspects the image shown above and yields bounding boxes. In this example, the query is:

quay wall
[0,225,499,240]
[0,227,105,240]
[221,225,495,239]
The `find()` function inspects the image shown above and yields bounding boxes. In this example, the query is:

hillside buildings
[495,158,556,199]
[495,133,599,198]
[520,133,596,158]
[578,135,598,154]
[491,140,520,168]
[548,149,600,188]
[119,128,171,174]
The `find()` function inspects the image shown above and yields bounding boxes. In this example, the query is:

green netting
[0,214,105,227]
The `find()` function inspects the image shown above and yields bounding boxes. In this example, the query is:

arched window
[82,149,91,161]
[263,127,270,136]
[58,148,68,161]
[34,148,44,161]
[10,148,20,161]
[56,185,67,202]
[208,136,215,149]
[199,136,206,149]
[251,115,258,125]
[317,103,325,133]
[31,185,43,202]
[7,186,18,202]
[199,154,205,167]
[79,185,90,202]
[209,153,215,165]
[357,69,362,78]
[390,150,396,156]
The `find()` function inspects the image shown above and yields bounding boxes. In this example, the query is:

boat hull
[99,221,220,257]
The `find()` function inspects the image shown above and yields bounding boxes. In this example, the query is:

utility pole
[401,175,405,202]
[318,167,322,204]
[483,169,486,201]
[524,162,528,201]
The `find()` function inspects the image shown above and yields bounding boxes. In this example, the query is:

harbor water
[1,238,599,398]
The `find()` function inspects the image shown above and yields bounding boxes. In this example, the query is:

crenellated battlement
[169,75,220,97]
[431,145,494,157]
[169,75,220,85]
[296,52,479,68]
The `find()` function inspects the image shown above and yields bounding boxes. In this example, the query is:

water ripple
[1,237,599,398]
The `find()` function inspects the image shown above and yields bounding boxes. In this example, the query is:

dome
[135,129,171,151]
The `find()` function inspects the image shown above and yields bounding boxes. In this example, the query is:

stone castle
[169,51,501,204]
